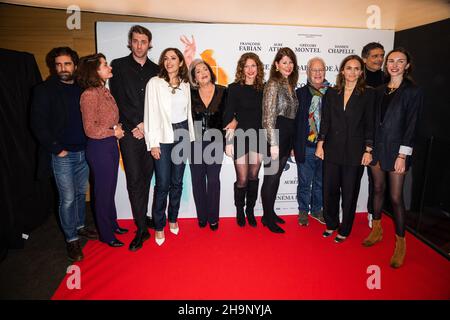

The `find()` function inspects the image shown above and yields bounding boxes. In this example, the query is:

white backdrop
[96,22,394,219]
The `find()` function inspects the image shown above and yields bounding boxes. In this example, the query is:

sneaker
[298,211,309,226]
[310,210,326,225]
[67,240,83,262]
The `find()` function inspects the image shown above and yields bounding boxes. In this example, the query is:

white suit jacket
[144,76,195,149]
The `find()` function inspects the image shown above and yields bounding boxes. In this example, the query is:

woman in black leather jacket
[189,59,227,230]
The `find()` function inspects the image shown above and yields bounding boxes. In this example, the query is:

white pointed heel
[169,223,179,235]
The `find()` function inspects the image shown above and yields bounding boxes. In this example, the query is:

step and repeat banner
[96,22,394,219]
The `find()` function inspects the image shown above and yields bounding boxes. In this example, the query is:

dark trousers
[323,161,363,237]
[261,116,294,222]
[119,133,154,232]
[153,120,189,231]
[190,140,223,224]
[86,137,120,243]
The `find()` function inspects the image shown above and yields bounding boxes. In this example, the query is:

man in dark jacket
[31,47,98,262]
[294,57,330,227]
[361,42,387,228]
[110,25,160,251]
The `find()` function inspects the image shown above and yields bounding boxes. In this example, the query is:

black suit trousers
[323,161,363,237]
[119,133,154,231]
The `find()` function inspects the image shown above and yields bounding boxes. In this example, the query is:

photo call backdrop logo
[96,22,394,219]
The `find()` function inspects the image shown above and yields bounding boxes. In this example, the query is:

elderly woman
[294,57,330,227]
[363,48,422,268]
[144,48,195,246]
[261,47,299,234]
[189,59,227,230]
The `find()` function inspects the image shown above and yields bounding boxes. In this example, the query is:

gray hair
[306,57,326,70]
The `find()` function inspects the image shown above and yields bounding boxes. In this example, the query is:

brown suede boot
[390,235,406,268]
[362,219,383,247]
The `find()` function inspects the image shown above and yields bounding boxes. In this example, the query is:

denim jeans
[153,120,189,231]
[297,145,323,213]
[52,150,89,242]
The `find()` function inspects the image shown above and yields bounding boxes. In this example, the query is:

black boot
[245,179,259,227]
[261,216,285,233]
[234,183,246,227]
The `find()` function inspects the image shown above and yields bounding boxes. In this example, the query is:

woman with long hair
[362,48,422,268]
[315,54,374,243]
[144,48,195,246]
[78,53,126,247]
[260,47,299,233]
[223,52,265,227]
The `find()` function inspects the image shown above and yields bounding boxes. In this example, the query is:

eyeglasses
[310,69,325,73]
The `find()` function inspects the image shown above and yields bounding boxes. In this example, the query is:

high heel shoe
[322,229,335,238]
[114,226,129,235]
[334,234,347,243]
[261,216,285,233]
[169,222,179,235]
[274,214,285,224]
[108,239,124,247]
[155,231,165,246]
[209,222,219,231]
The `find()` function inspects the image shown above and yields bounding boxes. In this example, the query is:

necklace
[386,86,398,95]
[169,79,181,94]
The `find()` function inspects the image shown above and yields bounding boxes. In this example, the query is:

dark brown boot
[362,219,383,247]
[67,240,83,262]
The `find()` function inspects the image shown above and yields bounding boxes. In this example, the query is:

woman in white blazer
[144,48,195,246]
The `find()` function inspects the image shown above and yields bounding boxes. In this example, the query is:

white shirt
[170,87,188,124]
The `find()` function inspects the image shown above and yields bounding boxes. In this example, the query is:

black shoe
[114,226,129,234]
[129,230,151,252]
[334,234,347,243]
[322,229,335,238]
[108,239,124,247]
[261,216,285,233]
[274,214,285,224]
[209,222,219,231]
[67,240,83,261]
[198,220,207,228]
[77,227,99,240]
[146,216,155,229]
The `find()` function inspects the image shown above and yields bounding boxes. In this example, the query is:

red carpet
[52,213,450,300]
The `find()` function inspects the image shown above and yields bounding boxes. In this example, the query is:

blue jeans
[52,150,89,242]
[153,121,189,231]
[297,145,323,213]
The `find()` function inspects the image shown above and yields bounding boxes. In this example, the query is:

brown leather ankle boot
[362,219,383,247]
[390,235,406,268]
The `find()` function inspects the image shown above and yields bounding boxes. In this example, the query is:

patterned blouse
[262,78,298,146]
[80,86,120,139]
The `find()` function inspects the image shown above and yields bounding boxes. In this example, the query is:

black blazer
[293,84,327,164]
[371,80,422,171]
[319,86,374,166]
[30,77,78,178]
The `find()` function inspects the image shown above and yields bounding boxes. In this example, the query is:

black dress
[223,82,263,159]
